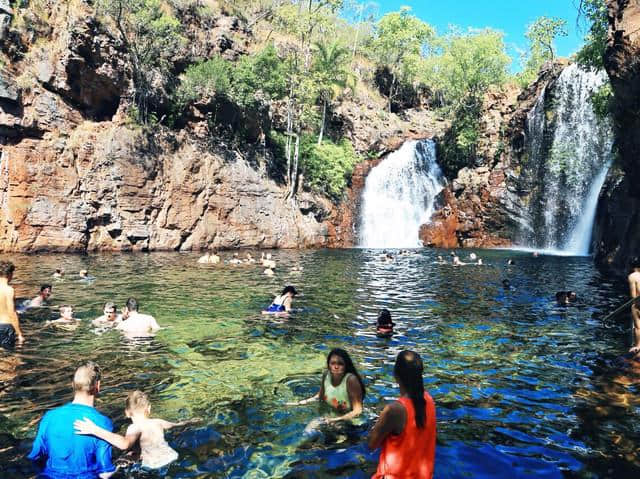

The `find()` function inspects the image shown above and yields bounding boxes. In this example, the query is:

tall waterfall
[359,139,445,248]
[519,64,613,255]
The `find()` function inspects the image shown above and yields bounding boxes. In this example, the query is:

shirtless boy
[92,302,120,327]
[0,261,24,347]
[629,258,640,353]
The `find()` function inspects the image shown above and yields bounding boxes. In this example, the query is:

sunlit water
[0,249,638,478]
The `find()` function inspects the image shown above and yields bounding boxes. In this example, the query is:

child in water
[74,390,190,469]
[376,309,394,337]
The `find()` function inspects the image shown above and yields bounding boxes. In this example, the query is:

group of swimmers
[198,250,290,277]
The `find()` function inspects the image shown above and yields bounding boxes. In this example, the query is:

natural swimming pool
[0,249,638,478]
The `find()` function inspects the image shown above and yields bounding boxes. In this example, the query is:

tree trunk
[317,99,327,145]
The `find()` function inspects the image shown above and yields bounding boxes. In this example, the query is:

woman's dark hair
[327,348,366,399]
[394,350,426,428]
[282,285,298,296]
[377,308,393,326]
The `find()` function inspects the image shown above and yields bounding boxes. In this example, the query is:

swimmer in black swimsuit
[376,309,395,337]
[0,261,24,347]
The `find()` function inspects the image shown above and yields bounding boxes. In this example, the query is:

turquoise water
[0,249,638,478]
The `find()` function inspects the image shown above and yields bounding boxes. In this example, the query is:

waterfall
[519,63,613,255]
[359,139,445,248]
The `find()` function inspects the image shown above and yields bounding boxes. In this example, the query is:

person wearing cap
[262,286,297,314]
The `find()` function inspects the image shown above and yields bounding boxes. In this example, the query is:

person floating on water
[53,269,64,279]
[451,252,466,266]
[262,285,297,314]
[376,309,395,337]
[0,261,24,347]
[628,258,640,353]
[30,284,52,308]
[74,390,193,470]
[368,350,436,479]
[116,298,160,336]
[28,361,116,478]
[289,348,365,424]
[197,252,211,264]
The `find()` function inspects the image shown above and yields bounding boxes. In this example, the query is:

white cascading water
[358,139,445,248]
[520,63,613,255]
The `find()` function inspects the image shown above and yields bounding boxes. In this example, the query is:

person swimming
[262,286,297,314]
[74,390,193,469]
[556,291,577,306]
[53,269,64,279]
[376,309,395,337]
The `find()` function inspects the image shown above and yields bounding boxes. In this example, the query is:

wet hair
[326,348,366,399]
[394,350,426,428]
[282,285,297,296]
[0,261,15,278]
[59,304,72,315]
[125,297,138,312]
[73,361,101,393]
[632,257,640,269]
[125,390,151,414]
[377,308,393,326]
[567,291,577,302]
[555,291,569,304]
[55,269,62,274]
[502,279,511,288]
[40,284,52,293]
[103,301,116,312]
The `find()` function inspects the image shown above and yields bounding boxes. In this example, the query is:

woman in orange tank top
[368,350,436,479]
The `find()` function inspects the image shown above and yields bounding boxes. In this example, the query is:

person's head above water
[326,348,366,398]
[59,305,74,319]
[125,390,151,418]
[502,279,511,288]
[281,285,297,296]
[394,350,426,428]
[507,259,515,265]
[377,308,393,326]
[555,291,569,305]
[103,302,117,319]
[567,291,577,302]
[79,270,88,277]
[125,297,139,312]
[40,284,52,297]
[632,256,640,271]
[0,261,15,280]
[72,361,102,395]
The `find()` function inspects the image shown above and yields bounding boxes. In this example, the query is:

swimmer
[74,390,194,469]
[209,250,220,264]
[469,253,477,261]
[452,255,466,266]
[229,253,243,265]
[533,251,539,257]
[476,258,483,265]
[507,259,515,265]
[376,309,395,337]
[261,253,276,269]
[197,252,211,264]
[556,291,569,305]
[52,269,64,279]
[92,302,120,327]
[502,279,511,289]
[116,298,160,336]
[290,265,303,274]
[264,267,275,277]
[48,305,80,329]
[629,258,640,353]
[0,261,24,346]
[244,253,256,264]
[385,254,394,263]
[79,270,88,279]
[262,285,297,314]
[434,255,446,265]
[30,284,52,308]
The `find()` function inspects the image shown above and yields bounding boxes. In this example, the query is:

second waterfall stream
[358,139,445,248]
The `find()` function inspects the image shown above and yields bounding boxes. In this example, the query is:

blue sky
[369,0,587,71]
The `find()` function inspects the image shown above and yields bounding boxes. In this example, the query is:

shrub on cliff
[576,0,608,70]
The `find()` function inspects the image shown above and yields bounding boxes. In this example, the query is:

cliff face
[593,0,640,273]
[0,1,440,252]
[419,62,567,248]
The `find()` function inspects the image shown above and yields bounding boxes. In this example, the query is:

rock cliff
[0,1,439,252]
[593,0,640,274]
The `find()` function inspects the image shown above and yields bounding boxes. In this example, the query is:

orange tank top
[373,392,436,479]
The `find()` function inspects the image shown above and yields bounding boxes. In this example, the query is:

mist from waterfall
[519,63,613,255]
[358,139,445,248]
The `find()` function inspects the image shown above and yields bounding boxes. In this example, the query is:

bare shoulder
[630,271,640,281]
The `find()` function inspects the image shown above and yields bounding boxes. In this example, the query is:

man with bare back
[629,258,640,353]
[0,261,24,348]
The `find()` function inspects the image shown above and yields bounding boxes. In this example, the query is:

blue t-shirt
[28,403,116,479]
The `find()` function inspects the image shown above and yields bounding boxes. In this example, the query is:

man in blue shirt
[28,361,116,478]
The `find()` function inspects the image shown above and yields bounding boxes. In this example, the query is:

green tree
[370,7,435,112]
[519,16,567,85]
[96,0,184,123]
[232,44,288,107]
[576,0,608,70]
[425,28,510,108]
[312,40,350,145]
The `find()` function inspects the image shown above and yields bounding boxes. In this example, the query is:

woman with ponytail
[368,350,436,478]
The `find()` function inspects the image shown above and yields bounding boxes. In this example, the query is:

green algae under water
[1,249,639,478]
